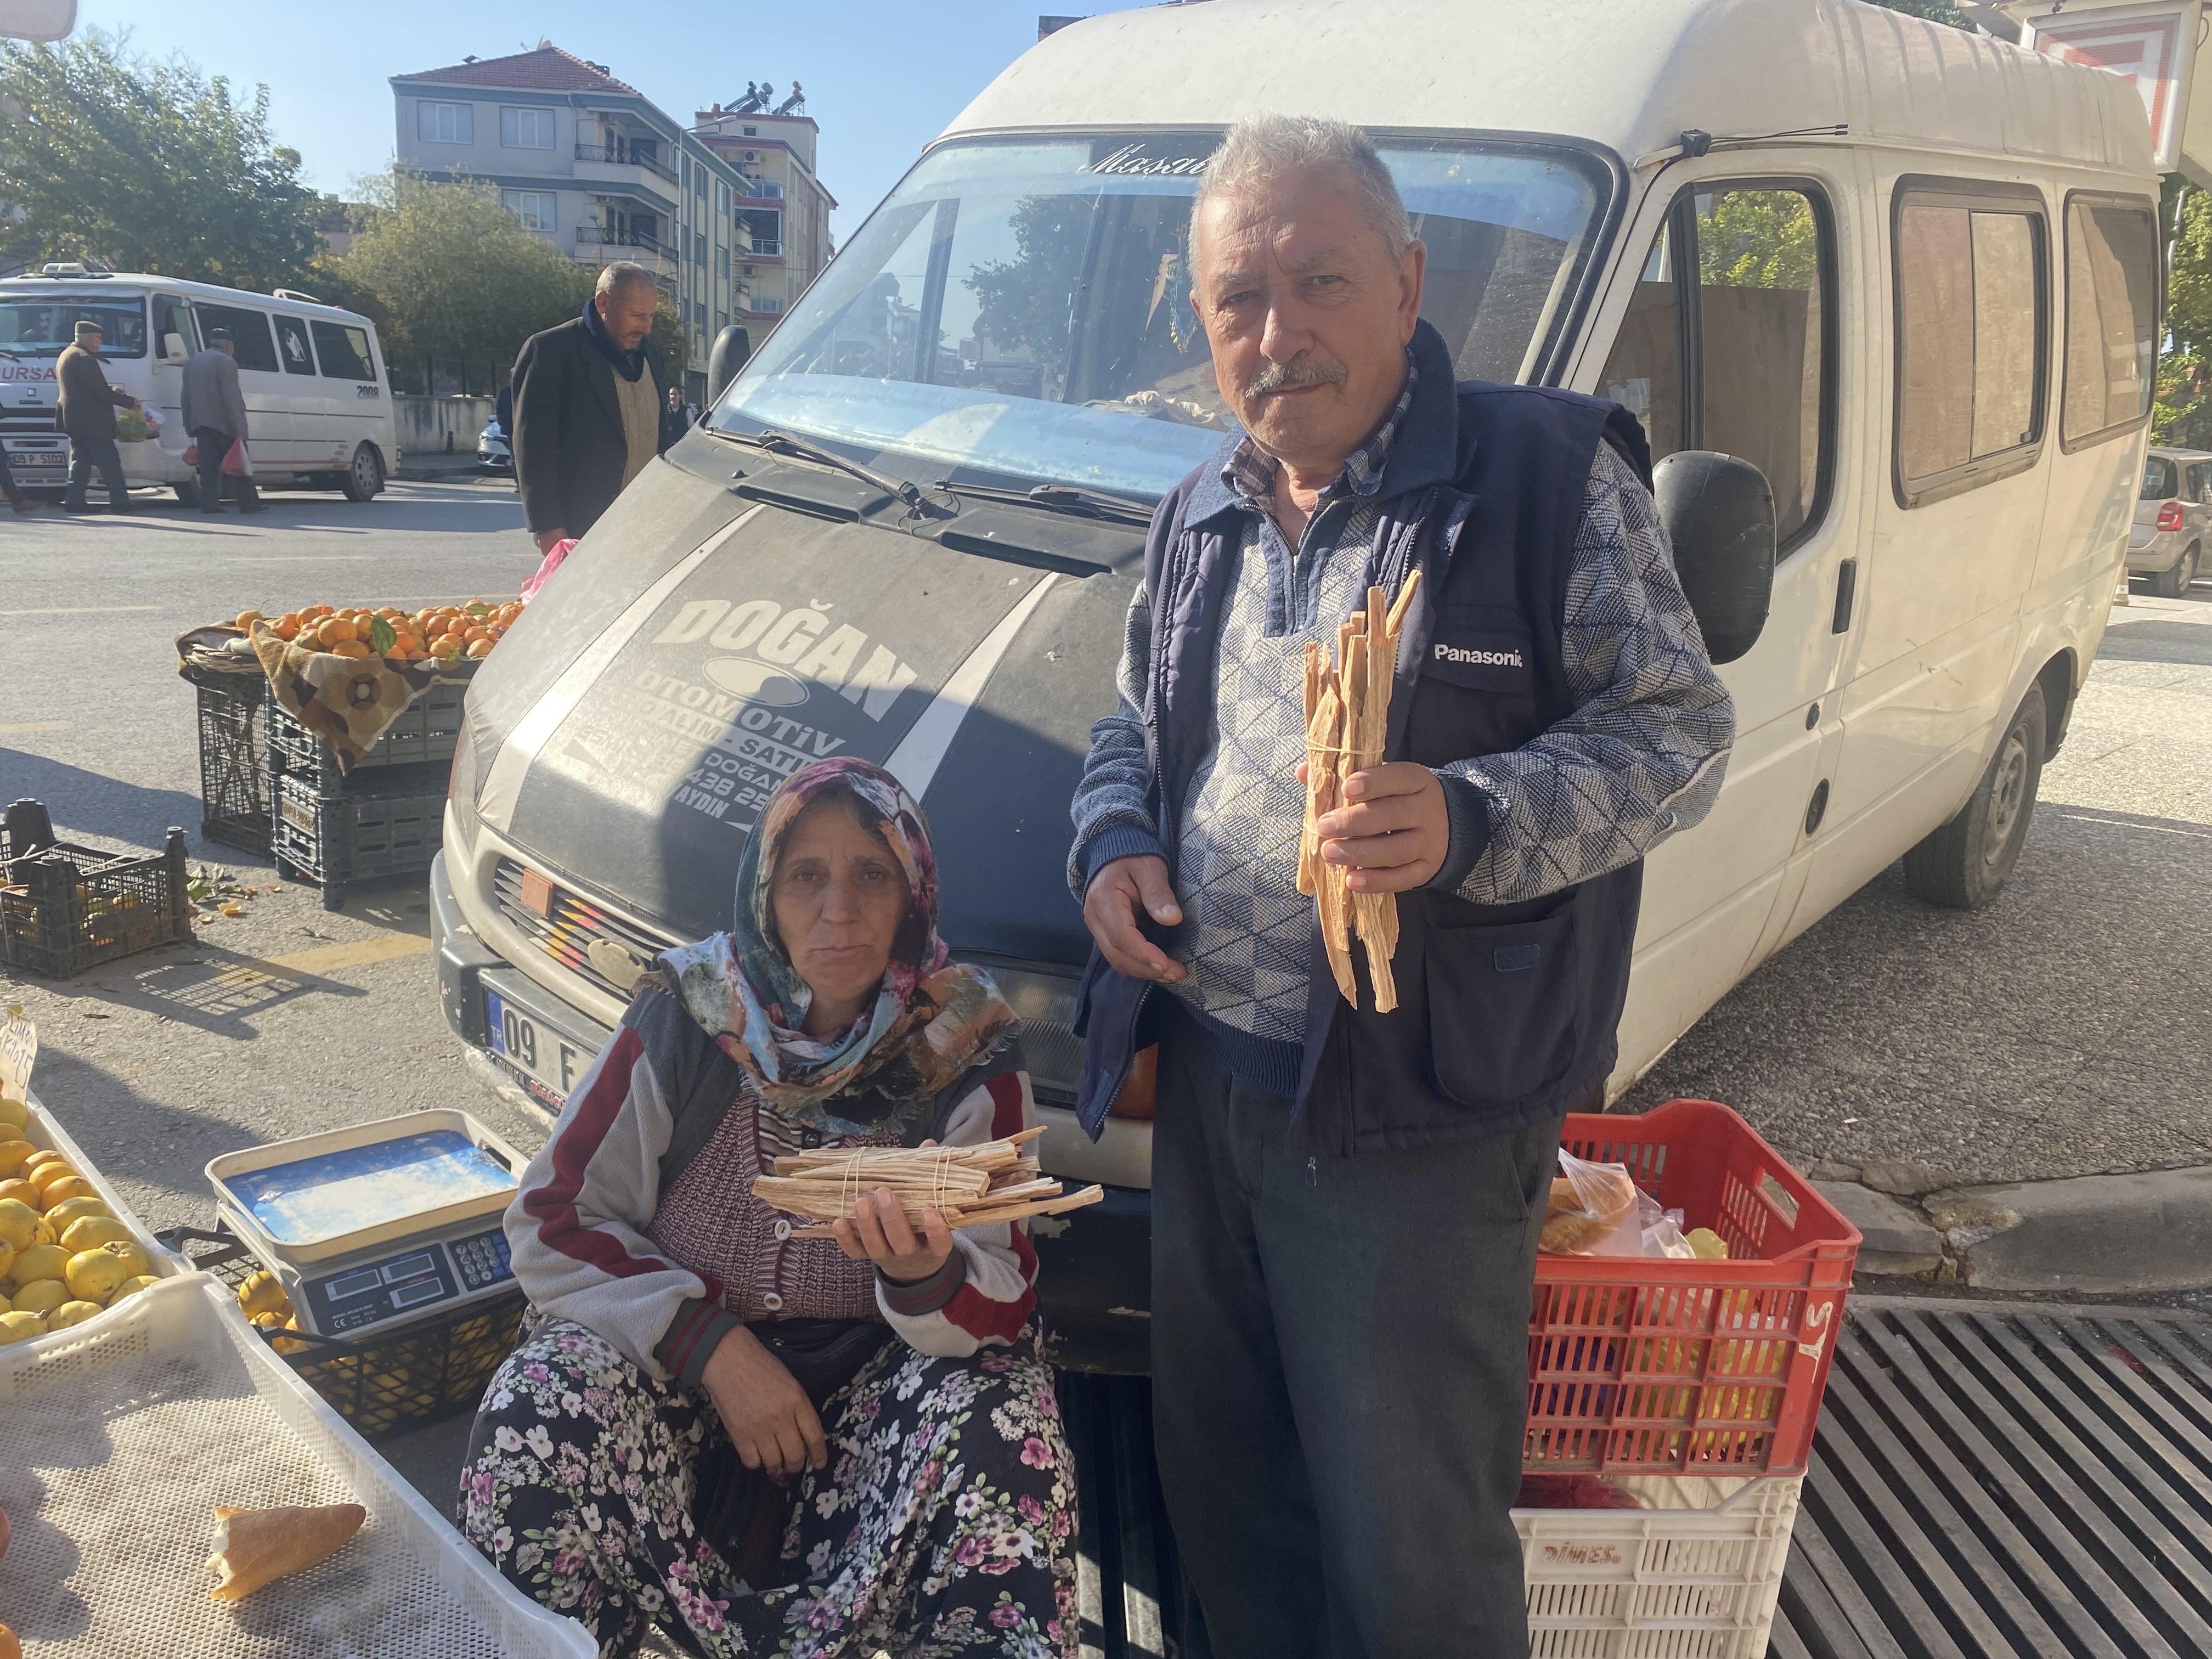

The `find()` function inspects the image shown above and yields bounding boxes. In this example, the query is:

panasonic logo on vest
[1435,642,1525,668]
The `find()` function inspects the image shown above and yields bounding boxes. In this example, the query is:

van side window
[1893,182,2047,507]
[273,315,317,377]
[151,297,195,361]
[1599,184,1832,549]
[195,304,279,373]
[2061,196,2158,450]
[311,321,377,382]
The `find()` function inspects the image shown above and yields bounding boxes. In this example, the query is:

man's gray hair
[1193,114,1412,262]
[597,261,657,299]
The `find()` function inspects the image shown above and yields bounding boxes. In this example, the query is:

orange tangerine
[466,637,494,658]
[330,640,372,659]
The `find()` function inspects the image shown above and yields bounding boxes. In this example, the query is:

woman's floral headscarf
[654,757,1017,1133]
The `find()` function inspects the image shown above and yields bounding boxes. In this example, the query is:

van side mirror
[161,332,186,363]
[1652,450,1775,666]
[707,325,753,406]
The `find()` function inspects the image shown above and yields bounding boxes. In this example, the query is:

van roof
[944,0,2156,179]
[0,273,375,328]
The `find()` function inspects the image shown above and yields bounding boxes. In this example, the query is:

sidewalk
[392,451,501,483]
[1621,586,2212,1294]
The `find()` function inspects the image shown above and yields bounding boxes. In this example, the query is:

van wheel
[341,443,384,502]
[2154,544,2198,598]
[1903,684,2046,910]
[173,478,200,508]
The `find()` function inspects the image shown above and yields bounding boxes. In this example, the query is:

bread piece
[206,1502,366,1601]
[1538,1164,1639,1254]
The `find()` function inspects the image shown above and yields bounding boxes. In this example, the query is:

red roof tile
[397,46,639,96]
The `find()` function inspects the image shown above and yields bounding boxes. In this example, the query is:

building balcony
[576,228,678,285]
[575,142,678,196]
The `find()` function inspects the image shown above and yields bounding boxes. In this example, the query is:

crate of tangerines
[248,596,522,665]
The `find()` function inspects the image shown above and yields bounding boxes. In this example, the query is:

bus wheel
[342,443,384,502]
[1902,682,2046,911]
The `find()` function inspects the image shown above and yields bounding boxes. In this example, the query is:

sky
[74,1,1161,238]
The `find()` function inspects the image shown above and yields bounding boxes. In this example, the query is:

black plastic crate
[274,765,447,910]
[266,680,467,788]
[0,822,194,976]
[160,1224,524,1443]
[194,678,272,856]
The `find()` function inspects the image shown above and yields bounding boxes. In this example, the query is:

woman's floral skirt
[459,1315,1077,1658]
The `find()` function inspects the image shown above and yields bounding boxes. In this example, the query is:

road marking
[264,933,434,975]
[0,605,162,616]
[0,721,65,734]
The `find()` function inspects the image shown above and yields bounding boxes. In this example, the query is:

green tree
[968,195,1097,381]
[0,31,319,290]
[334,168,597,391]
[1696,191,1818,290]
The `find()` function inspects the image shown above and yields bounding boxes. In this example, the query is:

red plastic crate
[1525,1099,1861,1478]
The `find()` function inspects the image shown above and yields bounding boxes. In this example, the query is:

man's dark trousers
[1150,999,1561,1659]
[63,432,127,510]
[192,426,259,512]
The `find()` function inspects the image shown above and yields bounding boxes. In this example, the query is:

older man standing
[55,318,139,513]
[1068,117,1735,1657]
[510,262,669,555]
[182,329,263,515]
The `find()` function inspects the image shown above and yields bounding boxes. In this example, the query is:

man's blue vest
[1075,318,1651,1156]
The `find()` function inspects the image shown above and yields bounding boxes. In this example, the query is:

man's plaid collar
[1221,349,1418,510]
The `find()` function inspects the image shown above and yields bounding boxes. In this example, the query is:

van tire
[341,443,384,502]
[1903,683,2046,910]
[2153,543,2198,598]
[173,479,200,508]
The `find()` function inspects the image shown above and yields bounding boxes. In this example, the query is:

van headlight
[963,960,1083,1108]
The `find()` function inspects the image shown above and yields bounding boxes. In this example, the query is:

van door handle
[1832,558,1857,635]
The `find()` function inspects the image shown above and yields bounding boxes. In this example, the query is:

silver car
[2130,448,2212,596]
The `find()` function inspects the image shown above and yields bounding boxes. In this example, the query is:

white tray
[1517,1474,1802,1658]
[0,1274,592,1659]
[14,1086,187,1299]
[205,1108,525,1266]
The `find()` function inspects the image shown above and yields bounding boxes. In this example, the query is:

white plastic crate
[18,1083,186,1275]
[0,1273,593,1659]
[1517,1473,1802,1658]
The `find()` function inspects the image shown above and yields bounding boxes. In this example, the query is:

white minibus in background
[0,268,396,503]
[431,0,2163,1369]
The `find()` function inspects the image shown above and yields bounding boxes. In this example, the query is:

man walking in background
[511,262,669,555]
[56,319,138,514]
[182,329,263,515]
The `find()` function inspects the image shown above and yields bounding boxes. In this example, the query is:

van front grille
[492,857,678,1005]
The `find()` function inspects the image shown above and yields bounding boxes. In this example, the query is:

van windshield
[0,297,148,358]
[711,133,1609,500]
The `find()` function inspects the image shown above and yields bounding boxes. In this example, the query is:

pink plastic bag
[520,538,578,605]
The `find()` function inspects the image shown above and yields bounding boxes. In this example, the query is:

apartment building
[391,44,752,400]
[693,97,837,337]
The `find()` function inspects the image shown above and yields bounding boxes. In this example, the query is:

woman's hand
[699,1325,827,1477]
[833,1185,955,1284]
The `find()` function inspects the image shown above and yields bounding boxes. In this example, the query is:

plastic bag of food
[1539,1152,1640,1254]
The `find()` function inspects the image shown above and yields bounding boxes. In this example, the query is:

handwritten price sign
[0,1005,36,1097]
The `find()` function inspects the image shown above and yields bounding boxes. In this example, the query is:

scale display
[224,1130,516,1249]
[299,1226,515,1336]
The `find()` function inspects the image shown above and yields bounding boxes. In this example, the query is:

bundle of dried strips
[751,1127,1104,1237]
[1299,571,1422,1012]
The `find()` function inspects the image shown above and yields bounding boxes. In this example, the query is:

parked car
[2129,447,2210,597]
[0,266,394,501]
[428,0,2160,1373]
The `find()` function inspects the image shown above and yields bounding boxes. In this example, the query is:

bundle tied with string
[750,1127,1104,1238]
[1299,570,1423,1013]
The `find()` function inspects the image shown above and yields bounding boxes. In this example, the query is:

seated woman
[461,757,1075,1658]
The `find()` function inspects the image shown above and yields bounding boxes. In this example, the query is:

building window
[1599,183,1833,549]
[501,190,558,232]
[1893,180,2047,507]
[758,295,783,314]
[499,106,555,149]
[416,101,473,144]
[743,125,757,136]
[2061,195,2158,450]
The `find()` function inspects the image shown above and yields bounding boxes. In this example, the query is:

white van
[430,0,2159,1369]
[0,268,396,502]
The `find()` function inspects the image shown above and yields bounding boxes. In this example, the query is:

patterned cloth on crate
[248,622,473,775]
[654,756,1018,1139]
[460,1313,1078,1659]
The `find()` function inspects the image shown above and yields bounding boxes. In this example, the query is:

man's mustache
[1243,358,1347,398]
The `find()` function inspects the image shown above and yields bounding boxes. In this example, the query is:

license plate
[487,990,584,1103]
[9,451,64,469]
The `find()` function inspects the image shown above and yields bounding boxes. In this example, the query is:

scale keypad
[452,1228,513,1292]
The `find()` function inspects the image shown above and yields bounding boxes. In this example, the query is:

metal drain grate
[1772,1301,2212,1659]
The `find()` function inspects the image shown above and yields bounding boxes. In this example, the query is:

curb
[394,456,505,483]
[1812,1162,2212,1294]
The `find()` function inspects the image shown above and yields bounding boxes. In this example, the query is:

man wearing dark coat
[55,318,139,513]
[510,262,670,554]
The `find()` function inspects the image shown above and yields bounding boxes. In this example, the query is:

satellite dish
[0,0,74,41]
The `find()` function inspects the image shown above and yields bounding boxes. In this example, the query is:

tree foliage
[333,169,597,386]
[1695,191,1818,290]
[968,195,1096,388]
[0,32,320,290]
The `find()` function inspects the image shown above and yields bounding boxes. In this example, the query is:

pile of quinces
[235,1267,311,1353]
[0,1103,156,1344]
[238,599,521,663]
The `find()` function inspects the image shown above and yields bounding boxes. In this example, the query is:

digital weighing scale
[207,1110,528,1340]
